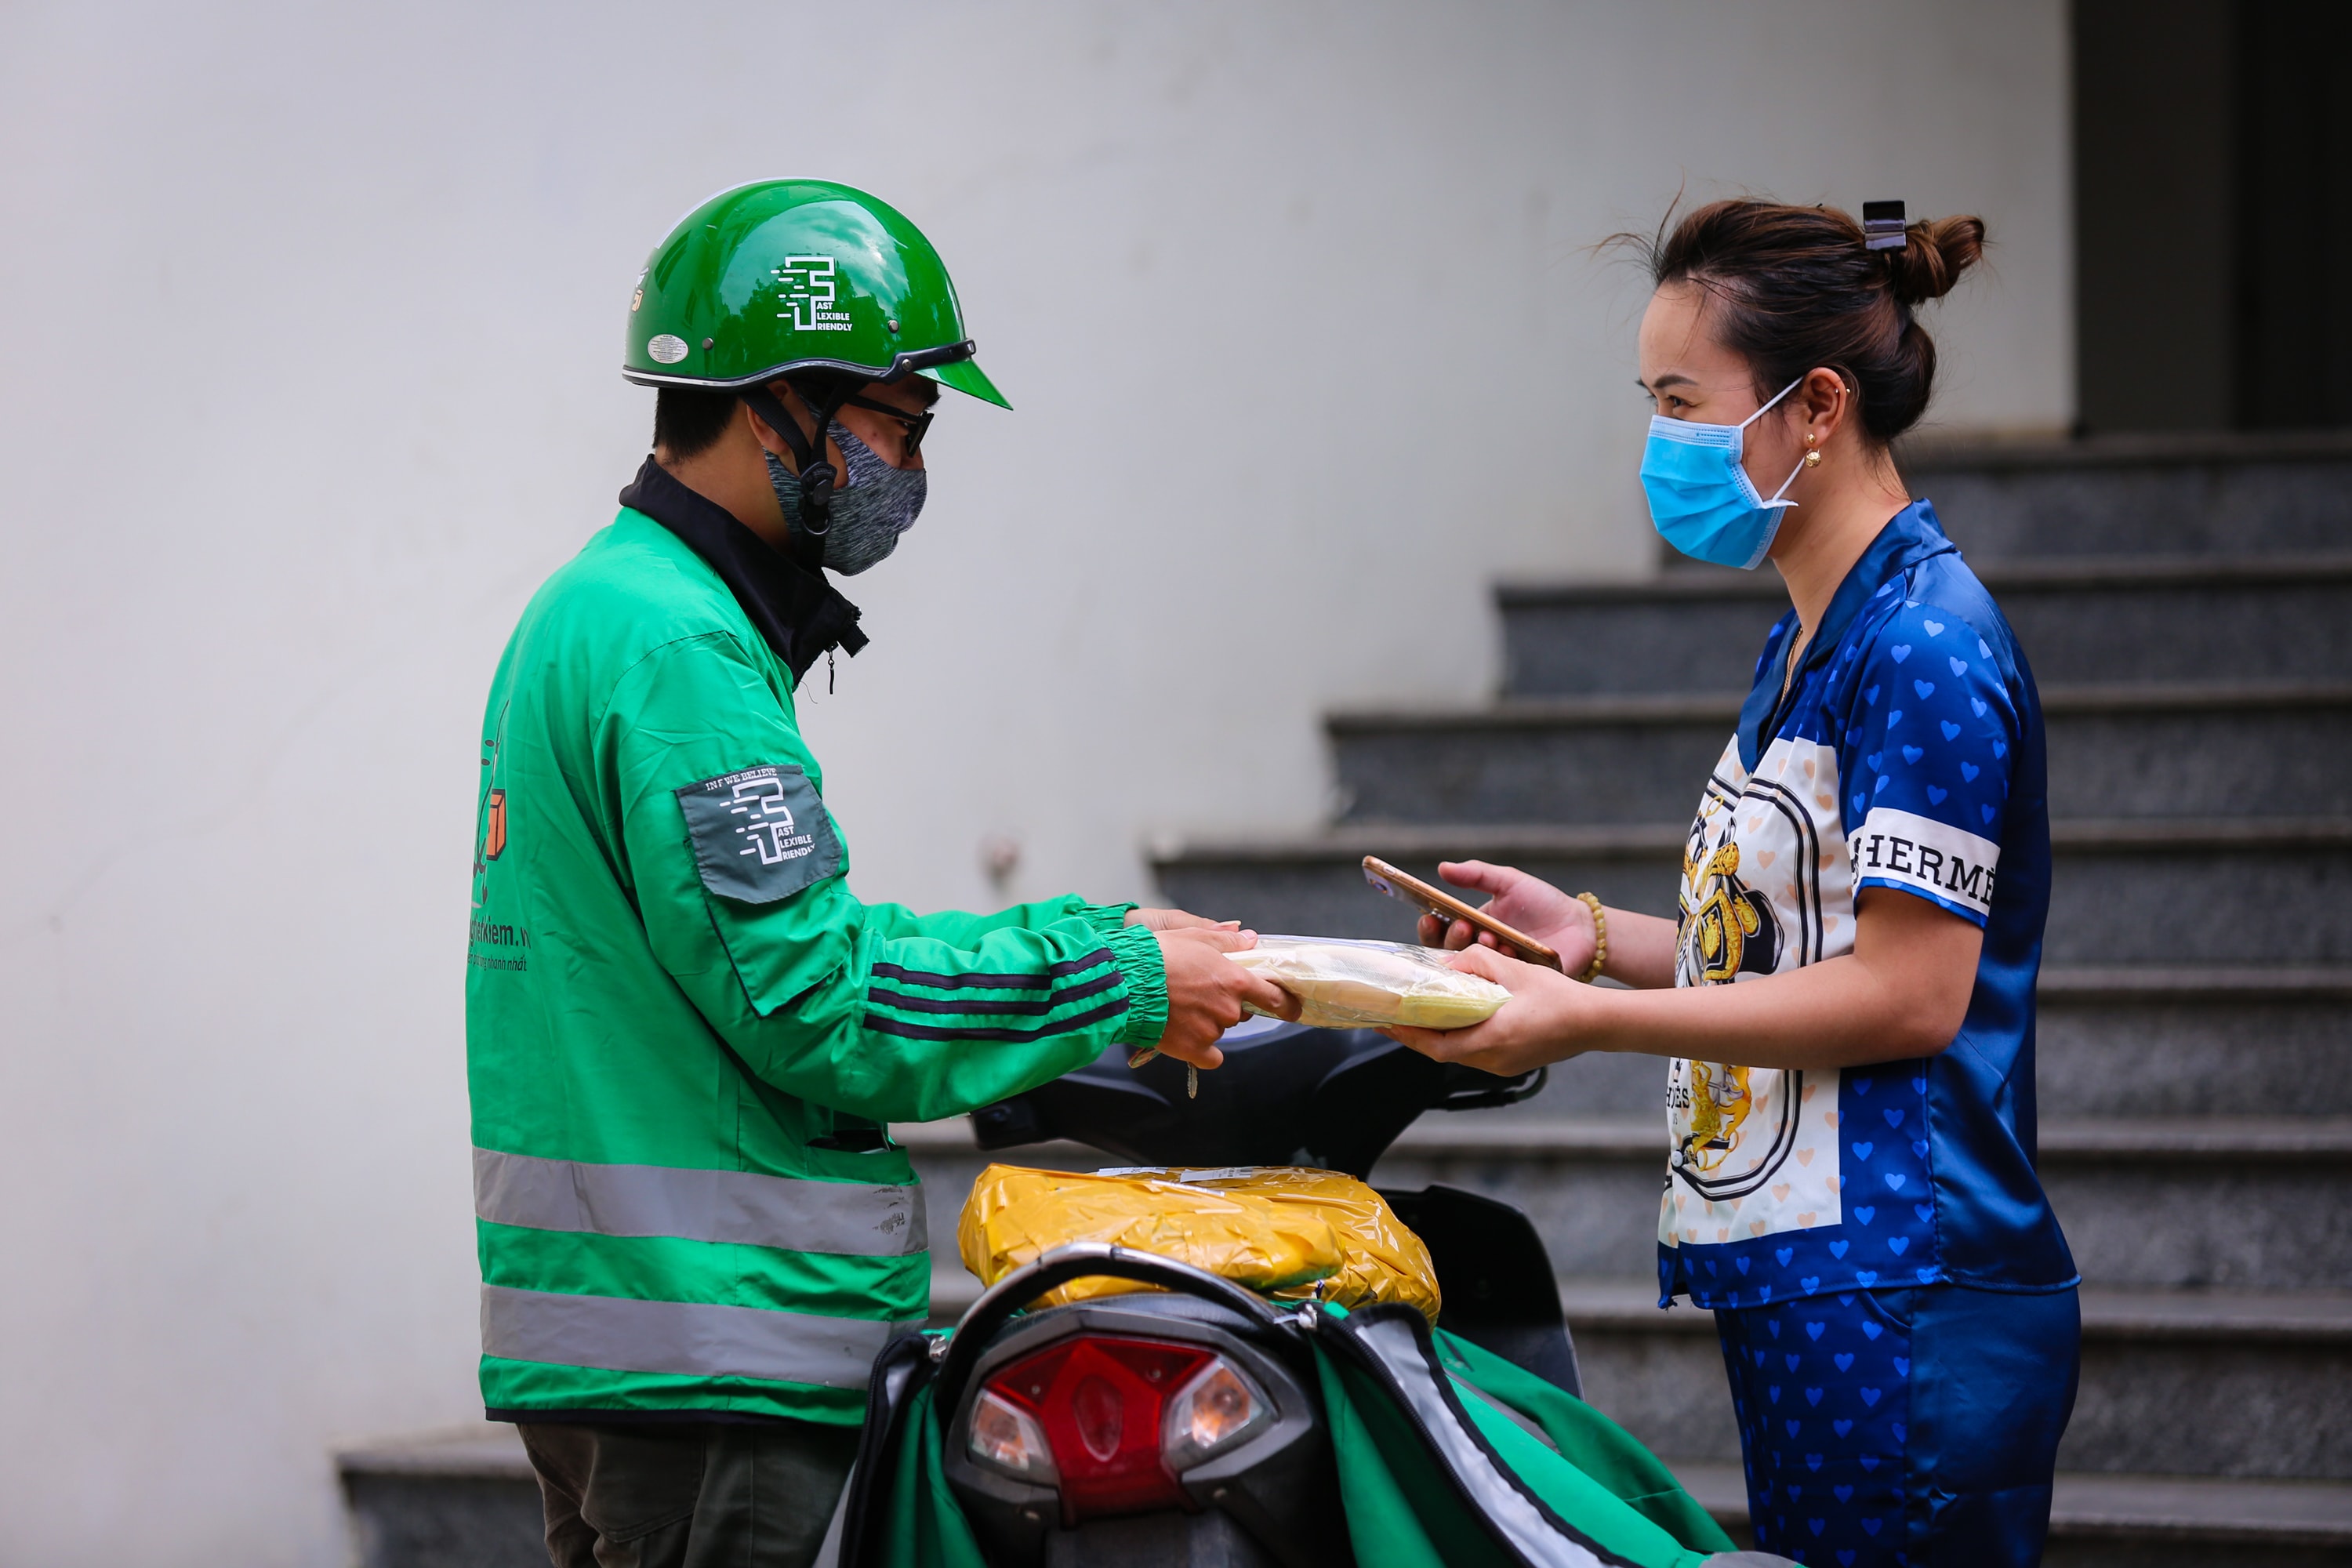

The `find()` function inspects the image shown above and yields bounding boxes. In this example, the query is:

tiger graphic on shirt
[1661,734,1854,1250]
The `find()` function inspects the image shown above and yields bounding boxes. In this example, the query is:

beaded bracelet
[1576,891,1608,984]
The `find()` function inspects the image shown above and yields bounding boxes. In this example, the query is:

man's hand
[1126,906,1243,933]
[1151,927,1299,1069]
[1413,860,1597,975]
[1382,942,1596,1076]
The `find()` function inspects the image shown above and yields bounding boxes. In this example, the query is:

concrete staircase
[1134,434,2352,1565]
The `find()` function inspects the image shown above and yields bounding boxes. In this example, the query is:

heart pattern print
[1717,1287,1917,1565]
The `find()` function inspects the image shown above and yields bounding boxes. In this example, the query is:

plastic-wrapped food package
[1160,1164,1443,1319]
[957,1163,1442,1320]
[1225,935,1512,1030]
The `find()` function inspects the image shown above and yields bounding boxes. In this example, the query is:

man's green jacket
[467,465,1170,1425]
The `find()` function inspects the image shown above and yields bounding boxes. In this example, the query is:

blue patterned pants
[1714,1283,2079,1566]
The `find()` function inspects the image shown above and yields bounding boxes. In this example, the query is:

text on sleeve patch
[676,764,842,903]
[1849,806,2000,918]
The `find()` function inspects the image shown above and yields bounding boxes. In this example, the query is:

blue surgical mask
[1639,379,1806,570]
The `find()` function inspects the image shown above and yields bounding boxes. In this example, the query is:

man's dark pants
[517,1419,859,1568]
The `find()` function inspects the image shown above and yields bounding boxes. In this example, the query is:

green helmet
[622,180,1008,409]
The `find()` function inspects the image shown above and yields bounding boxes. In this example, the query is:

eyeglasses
[841,393,936,460]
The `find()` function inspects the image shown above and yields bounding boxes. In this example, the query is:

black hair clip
[1863,200,1907,251]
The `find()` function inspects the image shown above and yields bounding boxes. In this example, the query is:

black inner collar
[619,456,869,685]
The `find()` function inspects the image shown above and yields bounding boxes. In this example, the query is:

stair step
[1156,814,2352,859]
[1345,681,2352,722]
[330,1425,2352,1564]
[1903,431,2352,561]
[1494,967,2352,1120]
[1497,551,2352,696]
[1666,1461,2352,1556]
[2038,964,2352,998]
[1564,1279,2352,1484]
[1327,682,2352,826]
[1373,1115,2352,1163]
[336,1426,542,1568]
[1151,818,2352,966]
[2036,968,2352,1116]
[1364,1127,2352,1290]
[338,1426,535,1480]
[1555,1279,2352,1343]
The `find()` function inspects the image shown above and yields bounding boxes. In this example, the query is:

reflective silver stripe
[480,1284,911,1389]
[473,1148,927,1257]
[1355,1314,1612,1567]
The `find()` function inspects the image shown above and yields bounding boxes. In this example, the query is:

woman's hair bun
[1885,214,1987,306]
[1617,197,1991,445]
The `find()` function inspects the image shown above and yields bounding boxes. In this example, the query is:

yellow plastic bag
[956,1163,1442,1321]
[1225,936,1511,1030]
[1159,1164,1443,1320]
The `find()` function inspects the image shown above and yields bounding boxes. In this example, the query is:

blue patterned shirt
[1657,500,2077,1308]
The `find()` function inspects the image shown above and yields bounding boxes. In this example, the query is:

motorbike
[833,1016,1647,1568]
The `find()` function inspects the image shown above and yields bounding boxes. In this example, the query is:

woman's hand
[1394,887,1984,1074]
[1414,861,1598,974]
[1126,906,1242,933]
[1382,943,1604,1076]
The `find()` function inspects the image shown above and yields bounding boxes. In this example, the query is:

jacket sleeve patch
[677,764,842,904]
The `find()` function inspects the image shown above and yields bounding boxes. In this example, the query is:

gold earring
[1804,448,1823,469]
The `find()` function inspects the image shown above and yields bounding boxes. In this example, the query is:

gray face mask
[767,422,927,576]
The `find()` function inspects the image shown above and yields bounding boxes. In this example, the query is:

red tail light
[967,1334,1270,1523]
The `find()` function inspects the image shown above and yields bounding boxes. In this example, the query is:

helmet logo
[647,333,689,364]
[773,255,854,333]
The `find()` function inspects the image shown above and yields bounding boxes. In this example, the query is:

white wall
[0,2,2069,1561]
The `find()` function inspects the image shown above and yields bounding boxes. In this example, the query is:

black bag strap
[834,1329,938,1568]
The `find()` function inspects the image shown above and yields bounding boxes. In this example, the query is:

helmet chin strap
[741,380,853,575]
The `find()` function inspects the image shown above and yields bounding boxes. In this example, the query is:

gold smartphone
[1361,855,1563,971]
